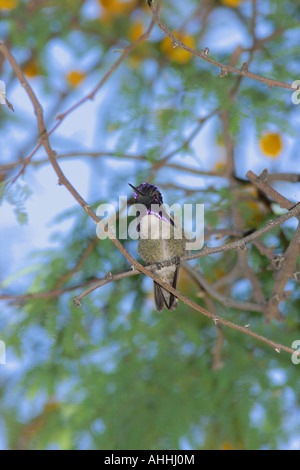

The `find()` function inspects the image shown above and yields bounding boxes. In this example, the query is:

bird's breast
[138,214,185,264]
[139,213,172,240]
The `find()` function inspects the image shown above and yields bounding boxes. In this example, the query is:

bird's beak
[128,183,144,196]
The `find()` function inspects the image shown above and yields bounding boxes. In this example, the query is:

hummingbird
[129,183,186,312]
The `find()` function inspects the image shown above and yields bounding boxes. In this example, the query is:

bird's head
[129,183,163,209]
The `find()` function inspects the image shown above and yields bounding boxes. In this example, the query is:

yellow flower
[23,59,40,78]
[66,70,86,88]
[99,9,114,26]
[221,441,235,450]
[98,0,137,15]
[0,0,18,9]
[260,132,282,158]
[161,32,195,64]
[214,161,226,173]
[128,20,144,42]
[220,0,243,7]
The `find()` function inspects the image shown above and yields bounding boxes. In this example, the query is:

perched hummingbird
[129,183,186,312]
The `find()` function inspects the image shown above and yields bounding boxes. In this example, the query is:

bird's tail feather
[154,266,180,312]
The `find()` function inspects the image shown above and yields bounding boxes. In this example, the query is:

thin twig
[182,262,263,313]
[148,1,295,91]
[247,169,300,321]
[0,8,158,182]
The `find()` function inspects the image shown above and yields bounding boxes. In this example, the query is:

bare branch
[0,7,158,182]
[247,169,300,321]
[148,1,295,91]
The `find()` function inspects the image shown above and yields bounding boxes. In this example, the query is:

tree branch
[246,169,300,321]
[148,0,295,91]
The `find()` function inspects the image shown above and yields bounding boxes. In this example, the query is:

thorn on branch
[38,130,48,144]
[272,254,285,271]
[204,47,209,55]
[269,291,292,305]
[5,97,14,112]
[292,271,300,281]
[258,168,269,183]
[275,347,281,354]
[73,298,82,308]
[239,244,247,251]
[270,294,280,304]
[266,219,275,228]
[220,68,228,78]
